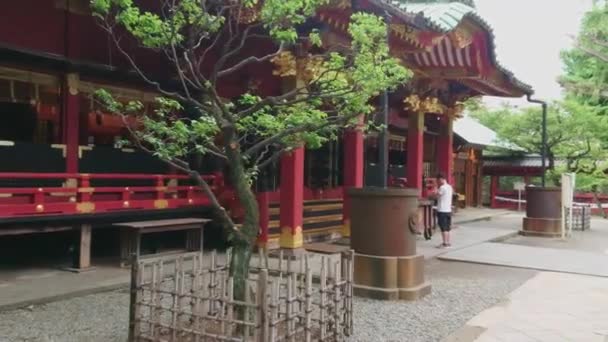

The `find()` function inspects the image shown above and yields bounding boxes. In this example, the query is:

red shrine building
[0,1,532,267]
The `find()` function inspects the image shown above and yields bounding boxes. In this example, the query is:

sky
[474,0,593,108]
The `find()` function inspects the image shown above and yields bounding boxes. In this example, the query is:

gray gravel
[0,260,535,342]
[0,290,129,342]
[350,260,536,342]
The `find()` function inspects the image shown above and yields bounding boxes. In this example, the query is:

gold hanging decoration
[297,55,325,83]
[270,51,297,77]
[403,94,445,114]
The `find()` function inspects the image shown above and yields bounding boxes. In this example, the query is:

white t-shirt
[437,183,453,213]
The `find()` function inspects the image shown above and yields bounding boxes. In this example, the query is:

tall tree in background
[560,0,608,113]
[470,100,608,213]
[90,0,410,299]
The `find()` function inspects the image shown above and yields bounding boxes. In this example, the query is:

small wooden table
[114,218,209,266]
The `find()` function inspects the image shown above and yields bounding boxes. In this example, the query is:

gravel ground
[350,260,536,342]
[0,260,535,342]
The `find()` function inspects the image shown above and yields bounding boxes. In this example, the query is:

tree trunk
[592,185,607,219]
[224,142,260,303]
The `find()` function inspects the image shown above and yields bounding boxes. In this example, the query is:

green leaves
[470,100,608,191]
[561,3,608,113]
[260,0,328,43]
[91,0,412,181]
[91,0,224,48]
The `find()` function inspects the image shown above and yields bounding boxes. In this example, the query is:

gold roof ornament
[238,7,259,24]
[446,102,465,119]
[390,24,423,49]
[449,27,474,49]
[329,0,350,9]
[270,51,297,77]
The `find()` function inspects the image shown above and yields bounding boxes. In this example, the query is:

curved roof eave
[378,1,534,95]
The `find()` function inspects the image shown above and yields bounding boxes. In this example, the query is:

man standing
[435,173,453,248]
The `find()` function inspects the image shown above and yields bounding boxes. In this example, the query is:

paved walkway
[418,212,520,259]
[443,272,608,342]
[438,242,608,277]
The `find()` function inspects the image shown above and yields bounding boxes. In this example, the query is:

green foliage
[91,0,412,265]
[560,2,608,113]
[469,100,608,190]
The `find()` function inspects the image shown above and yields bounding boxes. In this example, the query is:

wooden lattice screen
[128,250,354,342]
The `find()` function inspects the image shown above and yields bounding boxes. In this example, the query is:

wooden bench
[113,218,210,266]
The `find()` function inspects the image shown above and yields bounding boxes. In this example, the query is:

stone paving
[438,242,608,277]
[443,272,608,342]
[418,212,520,259]
[439,216,608,277]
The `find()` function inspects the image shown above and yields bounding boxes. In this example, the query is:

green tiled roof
[398,2,473,32]
[380,1,534,95]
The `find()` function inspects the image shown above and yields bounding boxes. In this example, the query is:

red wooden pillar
[279,147,304,249]
[62,73,80,173]
[257,192,270,248]
[342,127,364,237]
[437,116,454,185]
[406,111,424,190]
[490,176,499,208]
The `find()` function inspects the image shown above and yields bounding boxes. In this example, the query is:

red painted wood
[490,176,499,208]
[406,112,424,190]
[279,147,304,235]
[342,128,364,226]
[0,172,214,219]
[437,116,454,185]
[63,76,80,173]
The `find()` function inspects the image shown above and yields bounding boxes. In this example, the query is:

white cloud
[475,0,593,107]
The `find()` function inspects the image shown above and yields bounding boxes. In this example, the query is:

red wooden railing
[493,190,608,214]
[0,172,217,219]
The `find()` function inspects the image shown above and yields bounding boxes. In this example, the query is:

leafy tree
[90,0,410,300]
[560,0,608,113]
[470,101,608,196]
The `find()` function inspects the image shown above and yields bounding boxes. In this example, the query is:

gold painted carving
[403,95,445,114]
[390,24,420,46]
[51,144,67,157]
[238,7,259,24]
[329,0,350,9]
[297,55,325,83]
[154,199,169,209]
[35,204,44,213]
[446,102,465,118]
[279,225,303,249]
[76,202,95,213]
[78,146,92,158]
[66,73,79,96]
[271,51,297,77]
[341,219,351,237]
[449,27,473,49]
